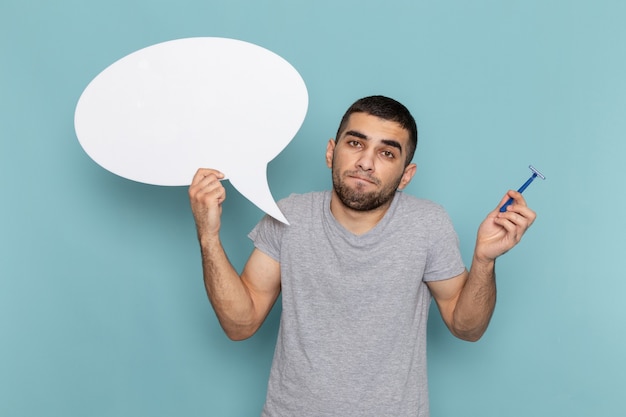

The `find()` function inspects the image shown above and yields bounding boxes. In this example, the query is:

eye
[381,150,396,159]
[347,140,362,148]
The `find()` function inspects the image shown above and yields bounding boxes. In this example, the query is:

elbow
[448,318,490,342]
[226,333,252,342]
[221,321,260,341]
[213,304,264,341]
[448,304,495,342]
[225,329,255,341]
[453,330,485,343]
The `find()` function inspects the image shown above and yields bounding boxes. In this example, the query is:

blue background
[2,1,625,416]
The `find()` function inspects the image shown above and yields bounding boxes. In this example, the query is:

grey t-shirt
[249,191,465,417]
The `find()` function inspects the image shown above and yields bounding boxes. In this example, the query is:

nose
[356,149,375,172]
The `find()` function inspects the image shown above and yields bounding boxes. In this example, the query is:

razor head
[529,165,546,180]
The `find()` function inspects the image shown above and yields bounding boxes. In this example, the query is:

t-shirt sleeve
[248,214,283,262]
[422,209,466,282]
[248,195,297,262]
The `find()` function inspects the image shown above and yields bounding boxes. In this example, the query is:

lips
[345,172,379,186]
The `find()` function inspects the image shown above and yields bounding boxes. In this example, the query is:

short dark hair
[335,95,418,166]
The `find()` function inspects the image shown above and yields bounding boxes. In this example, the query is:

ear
[397,163,417,190]
[325,139,336,169]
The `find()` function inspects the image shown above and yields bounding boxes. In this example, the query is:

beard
[331,164,403,212]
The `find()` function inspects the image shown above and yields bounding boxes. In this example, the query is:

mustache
[343,170,381,186]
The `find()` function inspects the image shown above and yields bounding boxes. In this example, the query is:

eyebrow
[344,130,403,153]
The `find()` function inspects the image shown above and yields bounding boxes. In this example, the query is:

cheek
[329,152,349,171]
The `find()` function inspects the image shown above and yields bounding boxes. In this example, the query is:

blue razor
[499,165,546,212]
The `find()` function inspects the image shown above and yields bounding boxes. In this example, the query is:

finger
[190,169,225,199]
[501,194,537,226]
[193,178,226,204]
[493,191,516,212]
[494,190,532,216]
[508,190,528,207]
[492,214,524,244]
[191,168,224,186]
[496,209,535,241]
[515,207,536,228]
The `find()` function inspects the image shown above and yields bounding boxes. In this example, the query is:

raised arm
[189,168,281,341]
[427,190,536,342]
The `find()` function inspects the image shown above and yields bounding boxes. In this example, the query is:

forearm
[451,258,497,341]
[444,190,535,341]
[199,234,258,340]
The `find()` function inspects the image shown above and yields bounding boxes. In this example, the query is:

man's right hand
[188,168,282,341]
[189,168,226,238]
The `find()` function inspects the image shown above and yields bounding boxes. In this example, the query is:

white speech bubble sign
[74,37,309,224]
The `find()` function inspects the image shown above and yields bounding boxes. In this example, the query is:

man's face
[326,112,416,212]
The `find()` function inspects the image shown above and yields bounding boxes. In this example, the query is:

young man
[189,96,536,416]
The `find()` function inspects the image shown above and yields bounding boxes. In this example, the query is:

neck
[329,190,393,235]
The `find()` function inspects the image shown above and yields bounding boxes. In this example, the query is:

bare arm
[190,168,281,341]
[427,190,536,341]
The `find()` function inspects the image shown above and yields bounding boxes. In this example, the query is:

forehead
[341,112,410,144]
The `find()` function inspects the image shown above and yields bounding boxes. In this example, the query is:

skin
[189,112,536,341]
